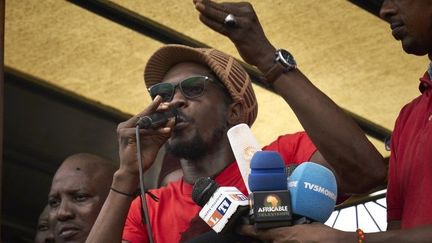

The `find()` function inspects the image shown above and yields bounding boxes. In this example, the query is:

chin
[401,39,430,56]
[168,133,189,147]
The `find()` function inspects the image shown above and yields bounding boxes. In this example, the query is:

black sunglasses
[148,76,220,102]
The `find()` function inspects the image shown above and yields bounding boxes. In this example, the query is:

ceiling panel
[5,0,162,114]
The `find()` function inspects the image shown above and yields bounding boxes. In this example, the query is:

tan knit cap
[144,44,258,126]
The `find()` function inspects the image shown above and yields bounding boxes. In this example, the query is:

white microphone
[227,123,262,193]
[192,178,249,234]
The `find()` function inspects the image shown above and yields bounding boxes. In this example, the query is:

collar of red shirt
[428,62,432,79]
[181,162,244,196]
[419,69,432,93]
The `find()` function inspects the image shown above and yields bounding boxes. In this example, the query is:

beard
[166,126,225,160]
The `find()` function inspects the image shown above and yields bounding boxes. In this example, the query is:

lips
[173,113,189,131]
[390,21,405,39]
[174,118,189,131]
[57,225,81,241]
[390,21,403,30]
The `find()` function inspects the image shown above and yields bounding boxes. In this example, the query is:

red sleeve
[122,197,149,243]
[262,132,317,165]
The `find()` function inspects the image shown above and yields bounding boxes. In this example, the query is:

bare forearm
[270,68,386,193]
[86,171,138,243]
[251,44,386,193]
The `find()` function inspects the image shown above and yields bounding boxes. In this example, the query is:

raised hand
[193,0,275,72]
[116,95,175,178]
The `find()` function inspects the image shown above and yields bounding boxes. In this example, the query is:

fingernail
[159,102,170,108]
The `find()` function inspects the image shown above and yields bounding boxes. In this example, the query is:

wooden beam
[0,0,5,237]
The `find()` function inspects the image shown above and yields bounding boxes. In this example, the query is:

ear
[226,101,244,126]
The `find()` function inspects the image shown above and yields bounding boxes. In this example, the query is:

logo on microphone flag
[243,146,258,162]
[229,193,248,201]
[199,187,249,232]
[206,198,232,227]
[264,194,281,207]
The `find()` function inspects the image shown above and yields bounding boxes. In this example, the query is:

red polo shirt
[122,132,317,242]
[387,72,432,229]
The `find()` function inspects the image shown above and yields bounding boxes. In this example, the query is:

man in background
[34,205,54,243]
[47,153,116,243]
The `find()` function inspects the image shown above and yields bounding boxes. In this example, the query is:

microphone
[135,108,177,129]
[288,162,337,223]
[227,123,262,193]
[248,153,337,228]
[192,177,249,234]
[248,151,293,229]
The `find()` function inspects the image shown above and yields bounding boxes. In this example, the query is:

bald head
[48,153,117,243]
[56,153,117,184]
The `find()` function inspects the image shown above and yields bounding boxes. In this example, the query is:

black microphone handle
[136,109,177,129]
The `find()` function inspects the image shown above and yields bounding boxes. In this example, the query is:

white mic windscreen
[227,123,262,193]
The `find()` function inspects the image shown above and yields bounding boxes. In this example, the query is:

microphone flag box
[199,187,249,233]
[249,190,293,229]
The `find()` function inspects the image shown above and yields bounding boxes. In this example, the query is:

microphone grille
[192,177,219,207]
[135,108,178,129]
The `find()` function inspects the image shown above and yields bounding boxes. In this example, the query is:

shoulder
[129,179,184,210]
[263,131,310,148]
[392,94,425,140]
[397,95,423,123]
[263,132,316,164]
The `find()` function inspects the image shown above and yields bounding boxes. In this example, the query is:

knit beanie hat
[144,44,258,126]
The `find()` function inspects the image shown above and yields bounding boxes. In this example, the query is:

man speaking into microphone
[86,41,384,243]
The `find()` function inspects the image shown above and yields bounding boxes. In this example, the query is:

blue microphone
[248,151,293,229]
[288,162,337,223]
[248,151,287,191]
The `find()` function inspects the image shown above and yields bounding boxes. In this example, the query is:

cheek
[198,102,226,127]
[77,198,104,223]
[407,7,432,38]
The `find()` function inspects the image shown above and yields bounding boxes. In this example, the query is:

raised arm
[193,0,386,194]
[85,96,174,243]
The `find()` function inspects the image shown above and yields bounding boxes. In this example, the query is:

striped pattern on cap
[144,44,258,126]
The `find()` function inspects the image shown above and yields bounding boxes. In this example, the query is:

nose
[169,87,187,109]
[379,0,396,21]
[55,200,74,222]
